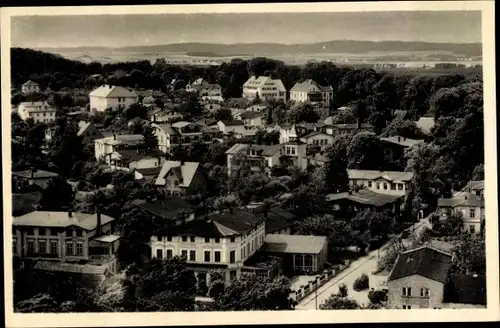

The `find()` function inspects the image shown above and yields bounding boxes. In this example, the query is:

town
[10,47,485,312]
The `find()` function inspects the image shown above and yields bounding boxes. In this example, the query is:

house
[18,101,56,124]
[262,234,328,275]
[415,117,436,136]
[94,134,145,163]
[245,104,269,113]
[289,79,333,105]
[281,132,308,170]
[305,153,330,167]
[326,189,404,217]
[279,124,310,144]
[22,80,40,93]
[380,136,423,148]
[108,149,165,175]
[12,210,121,273]
[348,169,414,197]
[217,120,246,135]
[77,121,105,144]
[323,122,375,136]
[235,111,264,128]
[150,208,269,284]
[134,167,163,182]
[152,122,215,154]
[387,246,486,309]
[242,76,287,102]
[457,180,484,197]
[185,78,210,92]
[437,192,484,234]
[12,169,59,190]
[225,143,283,177]
[155,160,208,196]
[131,197,196,226]
[149,108,183,123]
[300,131,335,148]
[89,85,138,113]
[200,85,224,102]
[249,205,296,235]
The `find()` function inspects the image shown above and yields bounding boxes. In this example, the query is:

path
[296,218,430,309]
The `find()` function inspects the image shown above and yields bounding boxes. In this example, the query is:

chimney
[356,119,360,129]
[95,207,103,237]
[68,209,73,218]
[113,133,117,140]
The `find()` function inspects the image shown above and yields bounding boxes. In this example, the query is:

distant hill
[36,40,482,57]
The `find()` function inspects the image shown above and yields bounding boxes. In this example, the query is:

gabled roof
[290,79,332,93]
[89,85,137,98]
[152,123,179,135]
[77,121,93,136]
[380,136,423,148]
[131,197,194,221]
[443,274,486,305]
[263,234,327,254]
[387,246,453,283]
[460,180,484,192]
[13,211,115,230]
[326,189,403,207]
[437,192,484,208]
[301,130,333,139]
[243,76,286,90]
[23,80,39,86]
[155,161,200,187]
[225,143,282,157]
[348,169,413,182]
[219,120,245,126]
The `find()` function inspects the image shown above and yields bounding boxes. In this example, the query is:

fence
[290,260,351,304]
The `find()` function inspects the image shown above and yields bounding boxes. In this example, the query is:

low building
[437,192,484,234]
[152,122,215,154]
[22,80,40,94]
[262,234,328,275]
[89,85,138,114]
[108,149,165,174]
[155,160,207,196]
[131,197,196,226]
[94,134,145,163]
[12,169,59,190]
[387,246,486,309]
[289,79,333,105]
[150,108,183,123]
[217,120,246,135]
[278,124,310,144]
[348,169,413,197]
[242,76,287,102]
[305,153,330,167]
[12,210,121,273]
[185,78,210,92]
[200,85,224,102]
[326,189,404,216]
[225,143,283,177]
[18,101,56,124]
[300,131,335,147]
[235,111,265,128]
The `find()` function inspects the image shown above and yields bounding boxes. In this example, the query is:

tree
[338,283,348,298]
[432,212,464,237]
[214,108,233,121]
[213,273,293,311]
[472,164,484,180]
[319,294,361,310]
[376,242,408,273]
[324,134,350,193]
[451,234,485,275]
[347,132,386,170]
[178,93,203,119]
[352,273,369,291]
[381,118,426,140]
[39,176,75,211]
[141,124,158,151]
[368,289,388,305]
[295,215,356,250]
[123,103,148,120]
[207,269,226,299]
[48,118,86,177]
[287,103,320,124]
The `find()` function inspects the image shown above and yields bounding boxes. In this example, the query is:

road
[296,218,431,310]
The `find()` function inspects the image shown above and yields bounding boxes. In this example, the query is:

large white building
[242,76,286,102]
[17,101,56,124]
[289,79,333,105]
[89,85,138,114]
[348,169,414,197]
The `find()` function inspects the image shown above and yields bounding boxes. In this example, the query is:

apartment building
[348,169,414,197]
[437,191,484,235]
[89,85,138,113]
[289,79,333,105]
[18,101,56,124]
[242,76,286,102]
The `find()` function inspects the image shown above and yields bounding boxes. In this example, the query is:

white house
[289,79,333,105]
[89,85,138,113]
[22,80,40,94]
[185,78,210,92]
[235,111,265,128]
[242,76,286,102]
[18,101,56,124]
[217,120,246,135]
[200,85,224,103]
[348,169,414,197]
[225,143,282,177]
[300,131,335,147]
[94,134,145,163]
[437,191,484,234]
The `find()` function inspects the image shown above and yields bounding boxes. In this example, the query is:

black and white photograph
[2,2,498,326]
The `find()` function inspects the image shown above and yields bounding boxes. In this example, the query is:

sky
[11,11,482,48]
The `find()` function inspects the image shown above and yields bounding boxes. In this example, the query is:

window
[230,236,236,243]
[383,183,388,190]
[190,236,196,242]
[402,305,412,309]
[182,236,187,242]
[230,250,236,263]
[181,250,188,259]
[76,242,83,256]
[174,180,180,186]
[470,225,476,234]
[39,228,46,236]
[66,229,74,237]
[368,181,373,188]
[156,249,163,259]
[402,287,412,296]
[398,183,404,190]
[167,236,172,242]
[286,146,290,154]
[26,228,35,236]
[215,237,220,243]
[27,239,35,254]
[391,183,397,190]
[166,249,173,259]
[158,236,163,242]
[204,251,211,262]
[75,230,83,237]
[50,240,58,255]
[470,209,476,218]
[189,250,196,261]
[214,251,221,263]
[230,270,237,280]
[50,228,58,236]
[38,240,47,254]
[205,237,210,243]
[291,147,296,155]
[420,288,430,297]
[247,242,251,253]
[376,183,380,189]
[66,242,74,255]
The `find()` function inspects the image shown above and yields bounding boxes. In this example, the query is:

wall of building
[129,157,164,170]
[90,96,137,113]
[387,274,445,309]
[303,133,335,146]
[351,178,409,197]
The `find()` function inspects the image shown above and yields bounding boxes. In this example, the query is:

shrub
[352,273,369,291]
[338,283,348,298]
[323,262,333,270]
[368,289,388,305]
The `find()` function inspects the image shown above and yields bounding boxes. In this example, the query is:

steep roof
[89,85,137,98]
[443,274,486,305]
[13,211,115,230]
[416,117,435,135]
[290,79,332,93]
[131,197,194,221]
[152,123,179,135]
[438,192,484,208]
[263,234,327,254]
[155,161,200,188]
[387,246,453,283]
[380,136,423,148]
[77,121,92,136]
[113,149,164,165]
[22,80,39,86]
[348,169,413,182]
[163,209,264,237]
[301,131,333,139]
[326,189,403,207]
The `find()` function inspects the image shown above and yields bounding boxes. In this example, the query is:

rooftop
[348,169,413,182]
[387,246,453,283]
[219,120,245,126]
[290,79,333,93]
[13,211,115,230]
[34,260,109,275]
[131,197,195,221]
[262,234,328,255]
[225,143,282,157]
[380,135,423,148]
[326,188,403,207]
[155,161,200,188]
[438,192,484,208]
[95,134,144,146]
[89,85,137,98]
